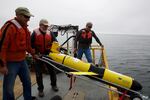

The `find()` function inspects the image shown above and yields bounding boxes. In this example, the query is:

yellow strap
[69,72,98,75]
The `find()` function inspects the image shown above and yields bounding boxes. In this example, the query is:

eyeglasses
[42,24,49,28]
[87,26,92,28]
[23,15,30,19]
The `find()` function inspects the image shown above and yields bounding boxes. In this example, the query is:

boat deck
[17,72,109,100]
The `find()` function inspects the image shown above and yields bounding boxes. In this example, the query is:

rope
[69,74,76,90]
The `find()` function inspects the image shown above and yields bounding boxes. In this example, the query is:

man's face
[17,14,30,26]
[40,24,49,32]
[86,25,92,31]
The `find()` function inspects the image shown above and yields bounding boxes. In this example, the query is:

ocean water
[95,34,150,97]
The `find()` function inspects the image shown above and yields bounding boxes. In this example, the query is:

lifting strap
[0,22,11,66]
[119,90,127,100]
[0,20,18,51]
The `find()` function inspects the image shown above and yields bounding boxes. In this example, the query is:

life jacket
[0,29,1,37]
[33,28,52,54]
[78,29,92,44]
[0,29,2,49]
[1,19,29,52]
[0,19,32,62]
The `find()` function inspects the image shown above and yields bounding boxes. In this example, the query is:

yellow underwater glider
[37,42,145,100]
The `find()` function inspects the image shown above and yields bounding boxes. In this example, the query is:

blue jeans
[77,48,92,63]
[3,60,32,100]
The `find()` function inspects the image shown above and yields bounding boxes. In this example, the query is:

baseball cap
[15,7,34,17]
[86,22,93,27]
[39,19,49,26]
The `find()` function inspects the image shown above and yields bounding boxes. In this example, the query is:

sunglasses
[42,24,49,27]
[23,15,30,19]
[87,26,92,28]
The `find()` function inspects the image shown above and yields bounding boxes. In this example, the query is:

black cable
[60,35,75,46]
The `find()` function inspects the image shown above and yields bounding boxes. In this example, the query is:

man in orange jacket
[0,7,37,100]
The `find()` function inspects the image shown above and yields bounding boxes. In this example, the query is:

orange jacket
[32,28,52,54]
[0,18,34,66]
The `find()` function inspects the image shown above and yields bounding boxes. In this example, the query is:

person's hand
[99,44,104,50]
[0,66,8,75]
[32,53,43,61]
[32,49,35,55]
[32,54,38,59]
[57,46,61,52]
[101,45,104,48]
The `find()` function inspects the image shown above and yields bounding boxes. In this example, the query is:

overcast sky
[0,0,150,35]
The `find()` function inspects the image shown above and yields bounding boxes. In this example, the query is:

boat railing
[90,45,109,68]
[90,45,119,100]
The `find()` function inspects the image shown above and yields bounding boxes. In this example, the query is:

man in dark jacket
[74,22,103,63]
[31,19,58,97]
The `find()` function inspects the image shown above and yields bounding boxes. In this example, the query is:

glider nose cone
[131,80,142,91]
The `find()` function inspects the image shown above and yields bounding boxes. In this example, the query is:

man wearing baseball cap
[31,19,59,97]
[0,7,37,100]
